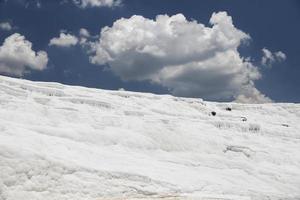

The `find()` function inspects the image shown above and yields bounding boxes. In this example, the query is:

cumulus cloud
[261,48,286,68]
[235,84,272,103]
[88,12,271,102]
[0,22,12,31]
[49,32,78,47]
[79,28,90,38]
[78,28,91,45]
[0,33,48,76]
[72,0,121,8]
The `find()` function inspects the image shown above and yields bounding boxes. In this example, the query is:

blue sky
[0,0,299,102]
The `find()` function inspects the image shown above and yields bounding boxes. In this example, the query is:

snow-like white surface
[0,75,299,200]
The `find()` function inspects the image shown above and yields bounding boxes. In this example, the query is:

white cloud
[49,32,78,47]
[79,28,90,38]
[261,48,286,68]
[72,0,121,8]
[235,83,272,104]
[274,51,286,61]
[0,33,48,76]
[0,22,12,31]
[78,28,91,45]
[88,12,271,102]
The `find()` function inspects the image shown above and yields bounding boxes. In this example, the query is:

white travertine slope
[0,75,299,200]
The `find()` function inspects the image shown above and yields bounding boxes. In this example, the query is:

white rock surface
[0,75,299,200]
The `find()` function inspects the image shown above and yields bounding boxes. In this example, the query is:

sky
[0,0,299,103]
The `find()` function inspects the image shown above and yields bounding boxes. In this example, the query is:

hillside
[0,75,299,200]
